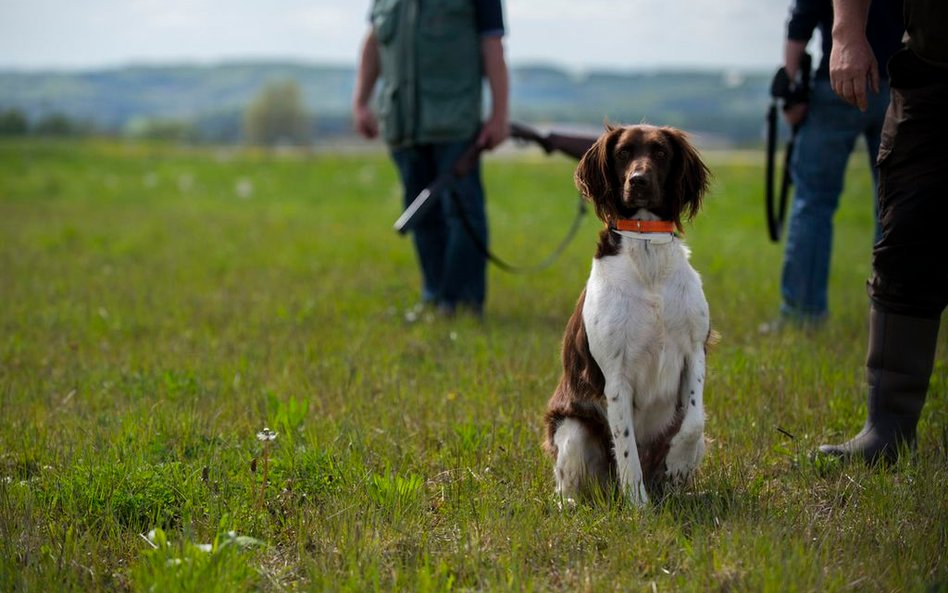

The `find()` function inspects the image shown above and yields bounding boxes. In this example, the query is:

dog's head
[574,124,711,231]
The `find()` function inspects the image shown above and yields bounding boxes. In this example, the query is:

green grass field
[1,139,945,592]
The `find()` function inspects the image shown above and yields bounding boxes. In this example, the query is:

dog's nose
[629,172,650,187]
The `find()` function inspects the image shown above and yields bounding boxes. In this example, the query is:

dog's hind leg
[552,418,609,503]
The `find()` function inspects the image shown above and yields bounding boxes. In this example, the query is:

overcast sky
[0,0,795,72]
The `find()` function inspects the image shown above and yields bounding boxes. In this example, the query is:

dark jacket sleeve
[786,0,826,42]
[475,0,505,37]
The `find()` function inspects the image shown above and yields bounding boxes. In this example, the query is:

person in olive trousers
[819,0,947,464]
[353,0,509,317]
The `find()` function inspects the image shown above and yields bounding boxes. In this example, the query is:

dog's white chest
[582,239,708,438]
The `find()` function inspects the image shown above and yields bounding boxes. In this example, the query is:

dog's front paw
[555,495,578,511]
[623,480,650,507]
[664,431,705,485]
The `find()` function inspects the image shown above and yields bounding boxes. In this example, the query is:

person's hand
[353,103,379,139]
[477,112,509,150]
[782,102,809,128]
[830,34,879,111]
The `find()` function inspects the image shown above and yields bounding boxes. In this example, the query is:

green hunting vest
[371,0,483,147]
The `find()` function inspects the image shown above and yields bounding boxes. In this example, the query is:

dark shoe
[437,301,484,321]
[758,310,827,334]
[818,307,940,464]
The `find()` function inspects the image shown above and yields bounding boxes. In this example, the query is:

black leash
[449,189,588,274]
[765,102,794,242]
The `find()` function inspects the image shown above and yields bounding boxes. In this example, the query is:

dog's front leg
[665,346,707,483]
[604,379,649,506]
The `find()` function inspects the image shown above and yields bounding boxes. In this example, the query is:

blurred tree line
[0,79,315,147]
[0,65,776,147]
[0,109,97,137]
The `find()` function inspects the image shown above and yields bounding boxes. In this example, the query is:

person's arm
[476,35,509,150]
[784,0,820,78]
[352,30,380,139]
[783,39,810,126]
[830,0,878,111]
[782,0,821,126]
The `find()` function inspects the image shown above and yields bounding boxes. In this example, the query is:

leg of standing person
[780,80,865,325]
[433,140,488,316]
[391,145,448,306]
[819,78,948,463]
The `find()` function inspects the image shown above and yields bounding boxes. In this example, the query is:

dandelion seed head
[256,427,277,441]
[234,178,254,199]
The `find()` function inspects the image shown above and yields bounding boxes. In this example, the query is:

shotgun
[393,122,598,234]
[508,121,597,160]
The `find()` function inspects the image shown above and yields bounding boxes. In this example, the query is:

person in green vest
[353,0,509,318]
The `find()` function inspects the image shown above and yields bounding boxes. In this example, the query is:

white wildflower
[234,178,254,199]
[256,427,277,441]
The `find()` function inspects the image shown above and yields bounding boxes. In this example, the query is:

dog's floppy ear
[574,124,620,223]
[663,127,711,229]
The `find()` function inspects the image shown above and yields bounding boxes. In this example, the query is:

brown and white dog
[544,124,713,506]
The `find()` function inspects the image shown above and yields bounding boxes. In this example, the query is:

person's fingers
[781,103,808,127]
[856,76,869,111]
[843,77,855,107]
[477,127,490,149]
[840,77,857,108]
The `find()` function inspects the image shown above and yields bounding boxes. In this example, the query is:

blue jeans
[391,141,488,310]
[780,78,889,321]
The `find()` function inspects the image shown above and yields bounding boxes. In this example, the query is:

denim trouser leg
[391,145,446,303]
[780,79,889,320]
[434,142,487,309]
[390,141,487,309]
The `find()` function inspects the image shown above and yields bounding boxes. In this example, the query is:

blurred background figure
[774,0,903,328]
[352,0,509,318]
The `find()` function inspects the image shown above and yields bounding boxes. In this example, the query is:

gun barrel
[545,133,597,160]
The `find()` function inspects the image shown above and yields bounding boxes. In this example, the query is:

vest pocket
[417,79,480,141]
[378,82,403,144]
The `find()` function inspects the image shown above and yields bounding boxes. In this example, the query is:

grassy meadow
[0,138,945,592]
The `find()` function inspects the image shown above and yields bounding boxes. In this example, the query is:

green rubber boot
[818,307,940,464]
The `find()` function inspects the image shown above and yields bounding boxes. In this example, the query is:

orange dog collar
[613,219,676,233]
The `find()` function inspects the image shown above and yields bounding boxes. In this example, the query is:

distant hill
[0,62,773,146]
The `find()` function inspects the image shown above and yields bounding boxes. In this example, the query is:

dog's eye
[655,150,667,159]
[617,149,630,160]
